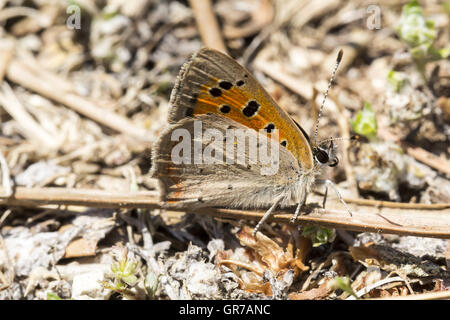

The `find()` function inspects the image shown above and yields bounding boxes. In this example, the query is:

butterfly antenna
[319,135,359,145]
[313,49,344,144]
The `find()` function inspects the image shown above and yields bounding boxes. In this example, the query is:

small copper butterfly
[151,48,352,235]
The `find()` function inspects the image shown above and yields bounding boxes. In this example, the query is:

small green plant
[350,102,378,139]
[100,6,119,21]
[46,292,62,300]
[101,247,139,295]
[397,0,450,80]
[301,225,336,247]
[327,277,357,298]
[144,272,159,299]
[387,70,408,92]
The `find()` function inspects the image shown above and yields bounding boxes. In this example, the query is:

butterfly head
[313,140,339,168]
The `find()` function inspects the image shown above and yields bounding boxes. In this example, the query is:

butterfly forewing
[169,48,314,171]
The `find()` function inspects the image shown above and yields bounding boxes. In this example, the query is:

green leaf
[123,261,137,275]
[387,70,407,92]
[398,3,435,46]
[301,226,336,247]
[350,102,378,139]
[47,292,62,300]
[111,262,119,274]
[122,274,138,286]
[429,46,450,59]
[101,8,119,20]
[327,277,357,297]
[108,249,140,291]
[438,48,450,58]
[397,0,445,69]
[425,19,434,29]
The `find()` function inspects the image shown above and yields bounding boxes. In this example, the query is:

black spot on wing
[264,123,275,133]
[209,88,222,97]
[242,100,260,117]
[219,81,233,90]
[219,105,231,114]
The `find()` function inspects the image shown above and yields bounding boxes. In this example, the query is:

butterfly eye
[315,149,329,164]
[329,157,339,167]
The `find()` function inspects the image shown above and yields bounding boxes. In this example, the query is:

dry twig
[253,52,313,100]
[0,208,14,291]
[346,276,406,300]
[0,186,449,239]
[5,54,150,142]
[189,0,227,54]
[370,290,450,300]
[0,82,58,149]
[0,149,12,197]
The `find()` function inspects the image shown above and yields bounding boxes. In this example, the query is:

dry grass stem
[0,186,449,239]
[189,0,227,54]
[6,56,150,141]
[0,82,58,149]
[0,150,12,197]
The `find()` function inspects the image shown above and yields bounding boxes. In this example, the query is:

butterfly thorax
[284,140,339,204]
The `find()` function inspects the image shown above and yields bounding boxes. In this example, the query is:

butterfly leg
[253,194,284,236]
[290,182,308,223]
[322,183,328,209]
[316,179,352,217]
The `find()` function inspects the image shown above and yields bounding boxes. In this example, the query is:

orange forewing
[193,78,313,171]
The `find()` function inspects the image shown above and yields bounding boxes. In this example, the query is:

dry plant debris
[0,0,449,300]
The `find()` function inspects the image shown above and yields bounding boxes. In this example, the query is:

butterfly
[151,47,352,235]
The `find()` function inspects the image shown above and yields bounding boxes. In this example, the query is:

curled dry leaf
[239,271,273,296]
[64,238,98,259]
[239,226,310,275]
[216,226,310,295]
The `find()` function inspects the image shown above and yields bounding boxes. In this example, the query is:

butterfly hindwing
[151,113,302,208]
